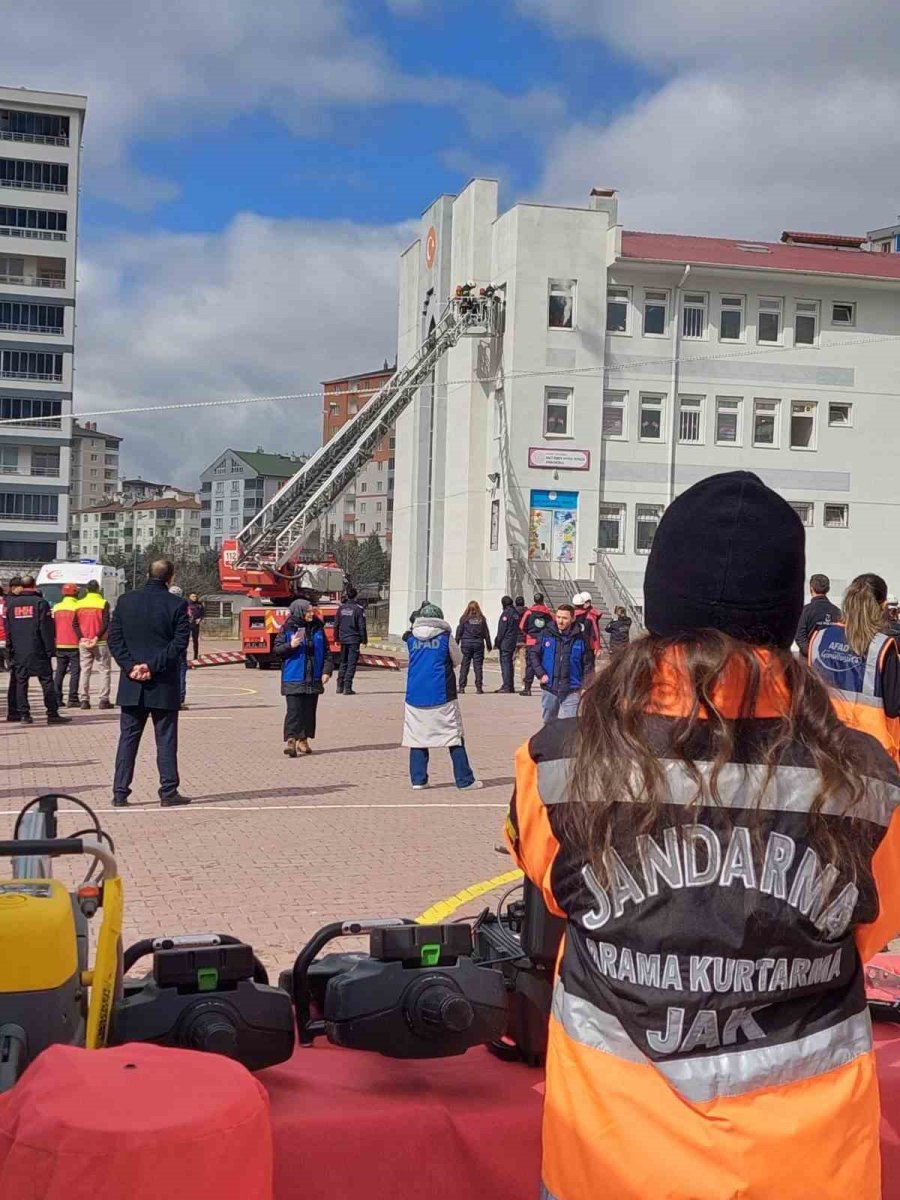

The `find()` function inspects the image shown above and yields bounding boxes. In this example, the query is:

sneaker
[284,738,297,758]
[80,700,91,711]
[47,714,71,725]
[98,700,114,710]
[411,782,429,790]
[160,793,192,807]
[459,779,484,790]
[343,689,356,696]
[20,714,33,725]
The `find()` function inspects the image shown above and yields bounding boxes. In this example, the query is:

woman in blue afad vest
[274,598,331,758]
[402,603,482,790]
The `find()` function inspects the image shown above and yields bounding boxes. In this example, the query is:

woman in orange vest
[809,572,900,762]
[506,471,900,1200]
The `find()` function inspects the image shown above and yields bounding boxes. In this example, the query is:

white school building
[388,180,900,633]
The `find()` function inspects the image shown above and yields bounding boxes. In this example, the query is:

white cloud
[524,0,900,237]
[75,214,413,486]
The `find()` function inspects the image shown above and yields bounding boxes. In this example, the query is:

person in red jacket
[518,592,554,697]
[572,591,602,662]
[52,583,81,707]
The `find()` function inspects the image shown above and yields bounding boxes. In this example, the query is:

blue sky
[3,0,898,484]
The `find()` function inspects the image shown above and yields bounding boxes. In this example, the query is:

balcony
[0,367,63,382]
[0,321,63,334]
[0,161,68,195]
[0,226,66,242]
[0,112,70,147]
[0,271,64,289]
[0,130,69,148]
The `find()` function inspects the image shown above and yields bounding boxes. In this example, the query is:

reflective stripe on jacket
[74,593,110,643]
[51,597,79,648]
[506,648,900,1200]
[810,623,900,761]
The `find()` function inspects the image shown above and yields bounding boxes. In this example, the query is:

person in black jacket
[795,573,841,657]
[108,559,191,808]
[335,586,368,695]
[494,595,520,693]
[7,574,68,725]
[604,606,633,658]
[456,600,492,694]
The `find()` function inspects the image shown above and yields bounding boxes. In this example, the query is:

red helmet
[62,583,79,597]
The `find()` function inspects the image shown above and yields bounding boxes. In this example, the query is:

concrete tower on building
[389,179,900,633]
[0,85,86,568]
[69,420,121,554]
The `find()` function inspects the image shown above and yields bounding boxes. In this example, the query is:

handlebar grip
[0,838,84,857]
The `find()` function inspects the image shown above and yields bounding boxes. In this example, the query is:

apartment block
[199,448,307,550]
[0,85,86,566]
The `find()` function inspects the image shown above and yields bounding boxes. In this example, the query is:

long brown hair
[843,573,887,657]
[460,600,483,622]
[567,630,871,882]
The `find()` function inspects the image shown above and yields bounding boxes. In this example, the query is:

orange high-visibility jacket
[506,652,900,1200]
[810,623,900,763]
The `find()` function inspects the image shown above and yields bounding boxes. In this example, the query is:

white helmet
[573,591,591,607]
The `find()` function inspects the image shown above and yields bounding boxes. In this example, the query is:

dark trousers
[523,647,536,691]
[190,626,200,659]
[499,649,515,692]
[337,644,360,692]
[6,668,18,719]
[459,646,485,690]
[178,653,188,705]
[16,658,58,718]
[54,649,81,704]
[114,704,180,801]
[284,693,319,741]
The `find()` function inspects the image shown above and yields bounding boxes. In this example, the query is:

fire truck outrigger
[217,286,503,664]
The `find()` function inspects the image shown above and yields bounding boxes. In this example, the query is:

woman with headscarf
[274,598,331,757]
[402,603,482,789]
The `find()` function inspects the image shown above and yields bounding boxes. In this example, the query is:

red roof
[620,230,900,281]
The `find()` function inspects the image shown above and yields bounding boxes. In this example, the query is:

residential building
[199,448,307,550]
[74,495,201,562]
[320,363,395,550]
[68,420,121,555]
[0,86,86,566]
[118,477,195,504]
[389,179,900,632]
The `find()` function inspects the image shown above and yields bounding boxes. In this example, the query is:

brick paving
[0,646,541,977]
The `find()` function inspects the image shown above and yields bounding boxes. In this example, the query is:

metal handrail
[0,131,69,147]
[593,549,645,632]
[0,274,65,289]
[0,178,68,193]
[0,227,66,241]
[0,370,63,382]
[0,322,64,335]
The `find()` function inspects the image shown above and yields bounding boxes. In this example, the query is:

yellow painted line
[415,867,523,924]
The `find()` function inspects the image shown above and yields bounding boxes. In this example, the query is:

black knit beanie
[643,472,805,648]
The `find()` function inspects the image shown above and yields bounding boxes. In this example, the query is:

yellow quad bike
[0,794,122,1091]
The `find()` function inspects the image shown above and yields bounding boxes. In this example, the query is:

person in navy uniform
[335,586,368,695]
[494,595,520,693]
[108,559,191,807]
[455,600,492,694]
[7,574,68,726]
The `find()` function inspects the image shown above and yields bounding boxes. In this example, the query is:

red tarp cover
[0,1042,273,1200]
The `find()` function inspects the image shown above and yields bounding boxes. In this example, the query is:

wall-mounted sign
[528,447,591,471]
[425,225,437,270]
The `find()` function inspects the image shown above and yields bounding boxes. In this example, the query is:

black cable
[495,880,524,920]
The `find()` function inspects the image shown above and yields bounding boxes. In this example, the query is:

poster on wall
[528,490,578,562]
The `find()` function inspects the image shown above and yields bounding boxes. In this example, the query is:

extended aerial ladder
[219,287,502,599]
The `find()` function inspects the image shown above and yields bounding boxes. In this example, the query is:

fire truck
[217,286,502,655]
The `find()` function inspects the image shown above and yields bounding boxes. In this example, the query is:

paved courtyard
[1,648,540,975]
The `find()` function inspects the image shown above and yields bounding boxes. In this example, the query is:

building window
[0,492,58,522]
[376,501,383,512]
[0,350,63,381]
[832,302,855,326]
[682,293,707,339]
[719,296,744,341]
[753,399,780,447]
[606,286,630,334]
[230,499,239,512]
[636,504,664,554]
[376,480,383,492]
[715,397,742,445]
[359,502,366,513]
[643,290,667,337]
[677,396,703,444]
[215,481,224,495]
[794,300,819,346]
[544,387,573,437]
[790,502,814,527]
[828,402,852,427]
[359,523,366,534]
[548,279,576,329]
[824,504,849,529]
[790,402,817,450]
[0,446,17,470]
[231,480,240,493]
[757,297,783,344]
[214,500,223,513]
[602,392,627,439]
[638,394,664,441]
[213,462,226,474]
[0,396,62,427]
[375,521,382,533]
[597,503,625,553]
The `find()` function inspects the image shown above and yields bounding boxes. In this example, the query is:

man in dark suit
[108,558,191,808]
